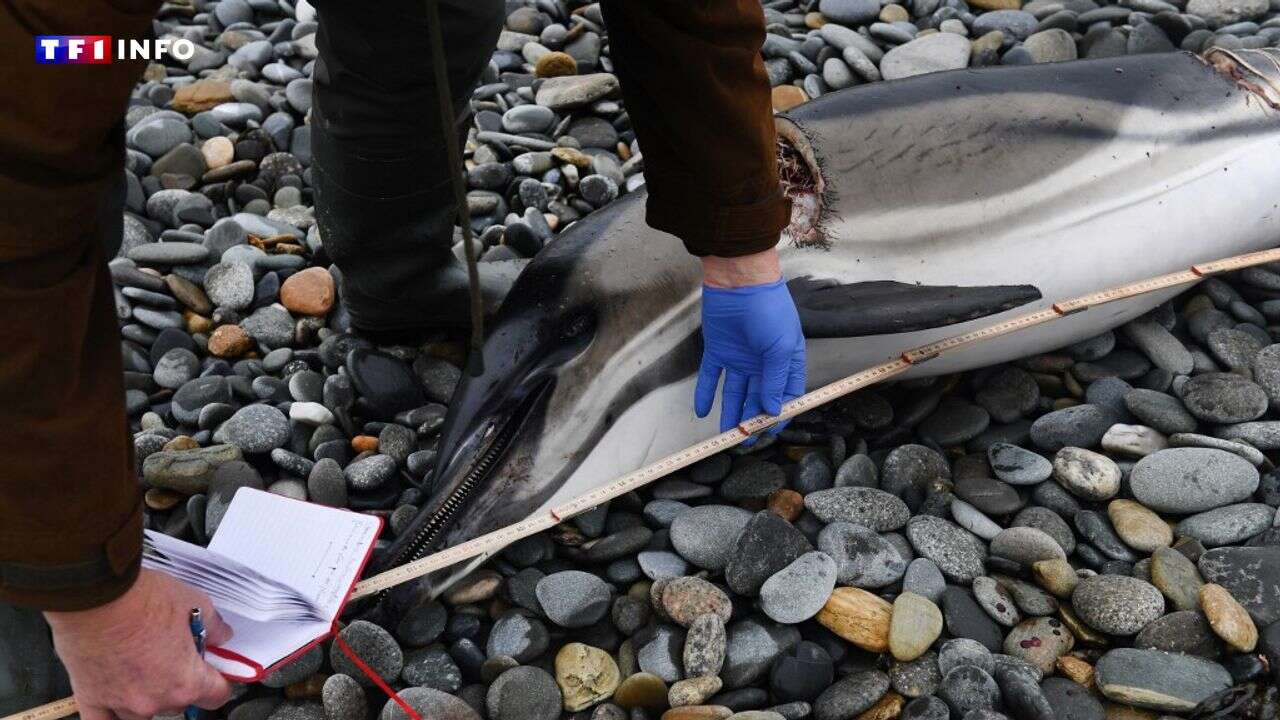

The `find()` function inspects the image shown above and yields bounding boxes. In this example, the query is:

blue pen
[186,608,206,720]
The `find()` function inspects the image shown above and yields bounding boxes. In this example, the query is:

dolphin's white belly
[548,128,1280,511]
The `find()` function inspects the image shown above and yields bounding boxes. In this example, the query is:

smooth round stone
[322,674,367,720]
[683,613,727,678]
[638,550,689,580]
[1039,677,1103,720]
[204,261,255,310]
[950,499,1002,541]
[889,592,943,662]
[721,461,787,501]
[1129,448,1259,513]
[1071,575,1164,636]
[760,551,838,624]
[154,347,200,389]
[670,505,753,571]
[1029,404,1113,451]
[939,666,1000,716]
[819,0,881,24]
[835,454,879,488]
[1150,547,1206,612]
[879,33,973,81]
[903,558,947,604]
[937,639,994,679]
[1198,545,1280,626]
[1133,610,1222,657]
[636,624,684,683]
[1181,372,1268,423]
[812,670,890,720]
[1100,424,1167,458]
[805,487,911,531]
[890,652,942,699]
[905,516,987,583]
[1200,582,1258,653]
[975,368,1040,423]
[215,403,289,453]
[662,576,732,627]
[1094,648,1231,712]
[536,571,611,628]
[1011,507,1075,556]
[1169,432,1268,466]
[487,666,561,720]
[770,641,834,703]
[1176,503,1274,547]
[1051,447,1119,501]
[818,522,908,588]
[613,672,668,711]
[989,527,1065,567]
[402,648,462,692]
[987,443,1052,485]
[881,444,951,506]
[1124,389,1198,434]
[395,601,446,647]
[725,510,813,596]
[722,617,801,689]
[331,621,403,686]
[501,104,556,134]
[381,687,479,720]
[901,695,949,720]
[344,454,395,491]
[1002,617,1073,674]
[1074,510,1138,562]
[1107,499,1172,553]
[941,588,1003,653]
[953,477,1023,516]
[919,398,990,446]
[1206,327,1265,371]
[971,577,1020,627]
[487,612,549,663]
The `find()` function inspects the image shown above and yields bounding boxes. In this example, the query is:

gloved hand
[694,278,806,443]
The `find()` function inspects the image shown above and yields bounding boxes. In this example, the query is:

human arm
[598,0,806,435]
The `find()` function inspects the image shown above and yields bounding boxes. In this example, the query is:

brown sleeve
[0,0,158,611]
[598,0,791,258]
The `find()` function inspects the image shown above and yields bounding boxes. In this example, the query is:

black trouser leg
[311,0,504,333]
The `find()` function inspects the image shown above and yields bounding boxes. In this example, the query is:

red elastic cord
[333,631,423,720]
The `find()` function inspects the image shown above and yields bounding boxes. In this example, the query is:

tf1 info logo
[35,36,196,64]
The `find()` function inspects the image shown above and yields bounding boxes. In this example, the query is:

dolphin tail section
[788,277,1042,338]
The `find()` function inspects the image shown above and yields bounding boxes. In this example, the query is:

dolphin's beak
[370,306,596,603]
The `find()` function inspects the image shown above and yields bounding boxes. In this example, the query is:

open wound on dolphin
[1204,48,1280,109]
[776,117,831,250]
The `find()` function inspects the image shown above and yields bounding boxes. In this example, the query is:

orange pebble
[351,435,379,453]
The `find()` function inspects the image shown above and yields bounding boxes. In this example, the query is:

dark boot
[310,0,506,337]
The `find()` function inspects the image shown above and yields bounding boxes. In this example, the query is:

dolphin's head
[377,192,705,585]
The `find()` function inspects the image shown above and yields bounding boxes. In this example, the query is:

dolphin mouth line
[382,379,552,573]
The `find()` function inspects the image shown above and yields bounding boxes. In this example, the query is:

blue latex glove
[694,279,806,444]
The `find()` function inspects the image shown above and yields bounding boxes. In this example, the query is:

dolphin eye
[559,312,594,341]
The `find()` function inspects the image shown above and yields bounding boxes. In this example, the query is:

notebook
[142,487,383,681]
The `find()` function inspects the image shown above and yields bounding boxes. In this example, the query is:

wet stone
[804,487,911,531]
[725,511,813,596]
[941,587,1003,652]
[987,443,1052,485]
[939,666,1000,716]
[1181,372,1269,423]
[1029,404,1113,451]
[818,522,907,588]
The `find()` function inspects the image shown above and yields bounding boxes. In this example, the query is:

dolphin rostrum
[375,49,1280,596]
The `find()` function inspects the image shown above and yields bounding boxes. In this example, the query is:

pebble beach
[106,0,1280,719]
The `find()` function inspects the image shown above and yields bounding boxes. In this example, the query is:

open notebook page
[204,488,382,678]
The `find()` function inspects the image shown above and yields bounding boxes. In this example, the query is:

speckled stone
[1071,575,1164,636]
[906,516,987,583]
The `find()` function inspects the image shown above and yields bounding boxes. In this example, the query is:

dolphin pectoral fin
[787,277,1042,338]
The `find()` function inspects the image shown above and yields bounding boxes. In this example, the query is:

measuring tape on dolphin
[8,245,1280,720]
[346,245,1280,599]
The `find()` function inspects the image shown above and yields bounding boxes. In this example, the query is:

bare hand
[44,569,234,720]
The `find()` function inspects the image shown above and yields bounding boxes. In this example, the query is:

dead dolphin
[375,50,1280,594]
